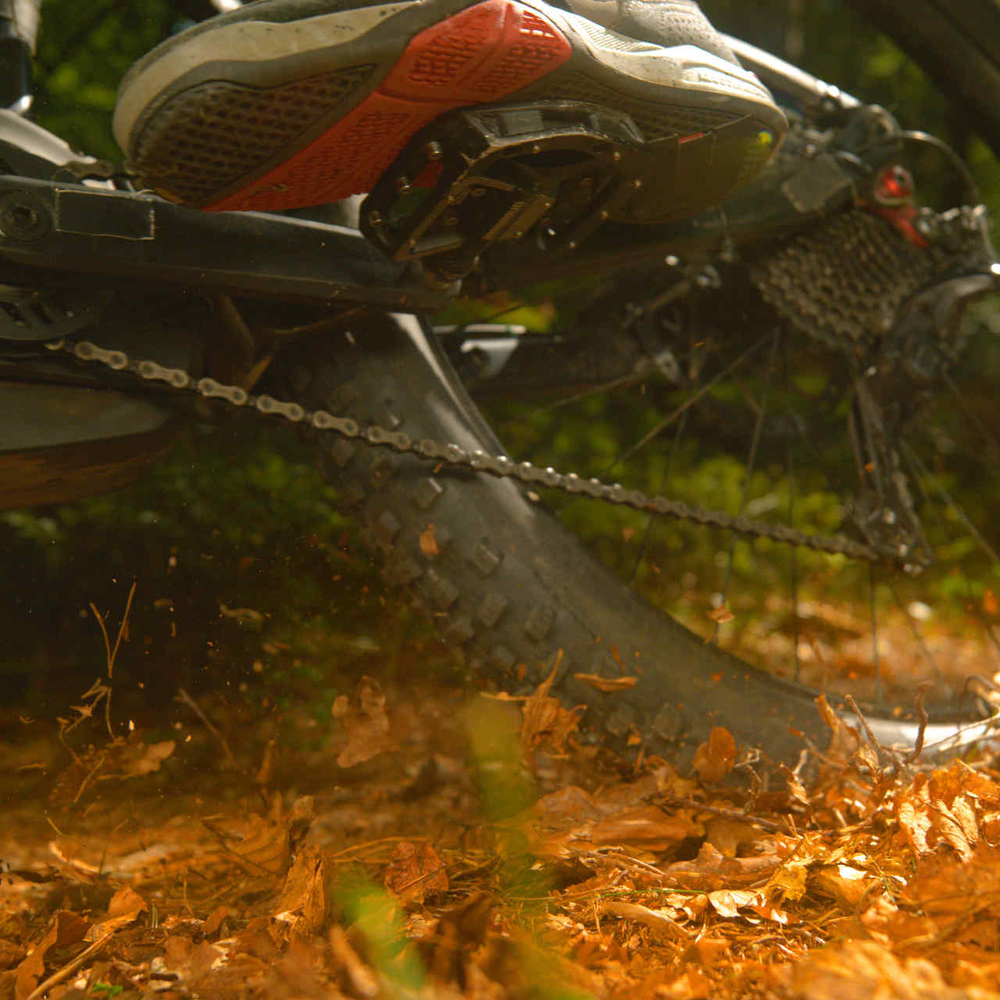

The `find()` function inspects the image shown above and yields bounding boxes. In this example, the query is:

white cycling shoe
[113,0,786,219]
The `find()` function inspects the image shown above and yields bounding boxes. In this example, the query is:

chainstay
[45,336,885,564]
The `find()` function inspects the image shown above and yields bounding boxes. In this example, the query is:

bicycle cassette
[360,101,652,280]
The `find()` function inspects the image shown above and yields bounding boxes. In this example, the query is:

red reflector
[882,175,906,199]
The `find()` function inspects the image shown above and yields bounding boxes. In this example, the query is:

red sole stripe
[207,0,571,211]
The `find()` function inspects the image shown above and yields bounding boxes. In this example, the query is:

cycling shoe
[113,0,786,220]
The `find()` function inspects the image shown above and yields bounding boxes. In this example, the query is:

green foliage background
[4,0,1000,716]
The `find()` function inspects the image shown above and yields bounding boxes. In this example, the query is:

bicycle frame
[0,34,873,312]
[0,0,994,512]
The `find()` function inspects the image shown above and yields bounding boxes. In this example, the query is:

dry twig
[24,932,115,1000]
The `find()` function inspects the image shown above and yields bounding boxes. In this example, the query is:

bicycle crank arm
[0,176,450,310]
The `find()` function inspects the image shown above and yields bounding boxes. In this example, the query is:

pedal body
[361,101,769,281]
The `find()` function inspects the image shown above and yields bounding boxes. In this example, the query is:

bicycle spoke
[713,332,780,642]
[605,330,775,474]
[886,579,946,688]
[904,442,1000,566]
[774,332,804,680]
[902,442,1000,666]
[870,563,883,706]
[786,428,801,682]
[535,371,648,414]
[453,298,534,328]
[944,370,1000,460]
[962,576,1000,664]
[628,409,689,586]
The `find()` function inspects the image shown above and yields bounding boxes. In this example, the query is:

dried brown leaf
[14,910,90,1000]
[201,905,229,937]
[705,887,789,923]
[572,672,637,692]
[816,692,861,762]
[982,810,1000,843]
[87,885,149,940]
[658,967,715,999]
[670,892,708,921]
[938,797,979,860]
[117,739,176,778]
[787,940,992,999]
[334,675,398,768]
[898,776,935,856]
[706,604,735,624]
[600,900,690,941]
[384,841,448,906]
[162,935,223,984]
[811,864,879,910]
[708,887,757,918]
[521,660,581,757]
[985,588,998,616]
[897,764,999,860]
[589,805,702,852]
[107,885,147,919]
[208,813,290,877]
[274,845,329,939]
[692,726,736,784]
[852,740,881,774]
[419,523,439,558]
[815,691,840,730]
[763,860,810,903]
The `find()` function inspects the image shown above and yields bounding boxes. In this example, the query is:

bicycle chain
[44,336,893,565]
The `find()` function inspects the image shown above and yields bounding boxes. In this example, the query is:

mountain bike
[3,0,999,768]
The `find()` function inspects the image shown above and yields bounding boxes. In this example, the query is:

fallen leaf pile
[3,674,1000,1000]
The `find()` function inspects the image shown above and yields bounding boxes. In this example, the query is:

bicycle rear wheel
[276,0,1000,766]
[277,302,994,768]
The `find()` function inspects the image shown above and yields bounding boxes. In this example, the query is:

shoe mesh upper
[565,0,736,62]
[624,0,735,60]
[573,18,658,53]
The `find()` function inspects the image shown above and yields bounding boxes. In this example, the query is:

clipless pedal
[361,101,657,283]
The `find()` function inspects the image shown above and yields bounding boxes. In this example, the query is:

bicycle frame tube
[0,175,450,311]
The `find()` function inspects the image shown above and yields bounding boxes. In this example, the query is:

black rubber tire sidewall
[280,312,843,767]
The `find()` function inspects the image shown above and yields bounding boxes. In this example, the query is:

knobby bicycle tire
[281,313,990,767]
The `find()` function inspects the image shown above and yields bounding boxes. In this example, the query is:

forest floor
[4,590,1000,1000]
